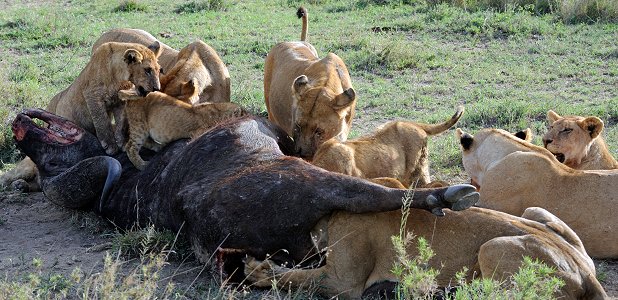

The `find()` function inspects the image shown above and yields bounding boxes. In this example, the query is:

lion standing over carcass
[264,7,357,159]
[0,40,163,191]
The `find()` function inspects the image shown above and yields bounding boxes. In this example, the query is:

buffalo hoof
[427,184,479,216]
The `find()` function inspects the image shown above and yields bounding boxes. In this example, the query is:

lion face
[542,110,603,167]
[123,42,162,97]
[291,75,356,159]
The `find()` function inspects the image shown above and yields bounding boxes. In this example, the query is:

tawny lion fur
[543,110,618,170]
[457,127,618,258]
[312,107,464,188]
[264,7,356,159]
[160,40,231,104]
[1,41,162,190]
[92,28,178,73]
[245,206,606,299]
[92,28,231,104]
[118,85,245,170]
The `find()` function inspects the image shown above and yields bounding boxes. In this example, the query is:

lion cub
[312,106,464,188]
[118,81,247,170]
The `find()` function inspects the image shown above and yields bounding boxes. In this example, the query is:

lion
[245,206,606,299]
[543,110,618,170]
[93,29,231,105]
[457,127,618,258]
[311,106,464,188]
[160,40,231,104]
[0,41,162,191]
[264,7,356,159]
[92,28,178,73]
[117,83,246,170]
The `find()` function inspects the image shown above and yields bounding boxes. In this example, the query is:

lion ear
[547,110,561,123]
[333,88,356,110]
[124,49,143,64]
[118,89,142,101]
[578,117,604,139]
[148,41,162,58]
[178,79,200,102]
[293,75,310,95]
[456,128,474,151]
[514,128,533,142]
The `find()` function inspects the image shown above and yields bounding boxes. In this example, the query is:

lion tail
[419,106,464,136]
[297,7,309,41]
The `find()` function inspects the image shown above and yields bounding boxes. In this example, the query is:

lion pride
[264,7,356,159]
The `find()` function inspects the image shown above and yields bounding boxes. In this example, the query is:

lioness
[246,206,606,299]
[92,28,178,73]
[312,107,464,188]
[160,40,231,104]
[543,110,618,170]
[457,128,618,258]
[265,7,356,159]
[118,84,246,170]
[0,41,162,191]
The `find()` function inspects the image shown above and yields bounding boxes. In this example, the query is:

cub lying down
[312,106,463,188]
[118,84,246,170]
[246,206,606,299]
[458,127,618,258]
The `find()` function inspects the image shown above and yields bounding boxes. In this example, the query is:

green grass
[0,0,616,297]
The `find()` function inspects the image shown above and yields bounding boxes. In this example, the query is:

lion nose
[543,138,552,147]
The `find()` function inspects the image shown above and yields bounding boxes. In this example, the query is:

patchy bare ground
[0,191,221,297]
[0,190,616,298]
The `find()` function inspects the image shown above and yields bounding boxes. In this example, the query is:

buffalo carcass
[12,109,479,267]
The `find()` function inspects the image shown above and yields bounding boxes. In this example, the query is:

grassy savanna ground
[0,0,617,298]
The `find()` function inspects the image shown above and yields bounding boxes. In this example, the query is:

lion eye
[315,128,324,137]
[561,128,572,134]
[145,67,153,75]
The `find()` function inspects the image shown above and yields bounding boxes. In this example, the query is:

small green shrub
[114,0,149,12]
[175,0,228,13]
[111,224,191,260]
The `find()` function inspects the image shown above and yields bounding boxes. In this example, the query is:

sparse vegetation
[391,192,565,299]
[175,0,228,13]
[114,0,150,12]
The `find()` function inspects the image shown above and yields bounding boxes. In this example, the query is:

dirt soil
[0,191,617,298]
[0,191,215,297]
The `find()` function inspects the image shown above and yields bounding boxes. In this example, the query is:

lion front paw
[244,256,285,288]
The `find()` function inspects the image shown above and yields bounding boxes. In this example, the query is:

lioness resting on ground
[118,84,246,170]
[543,110,618,170]
[457,127,618,258]
[312,107,464,188]
[246,206,606,299]
[265,7,356,159]
[0,41,162,191]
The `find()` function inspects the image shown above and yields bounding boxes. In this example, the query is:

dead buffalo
[12,109,479,267]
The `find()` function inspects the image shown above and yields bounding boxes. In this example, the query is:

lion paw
[244,256,290,288]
